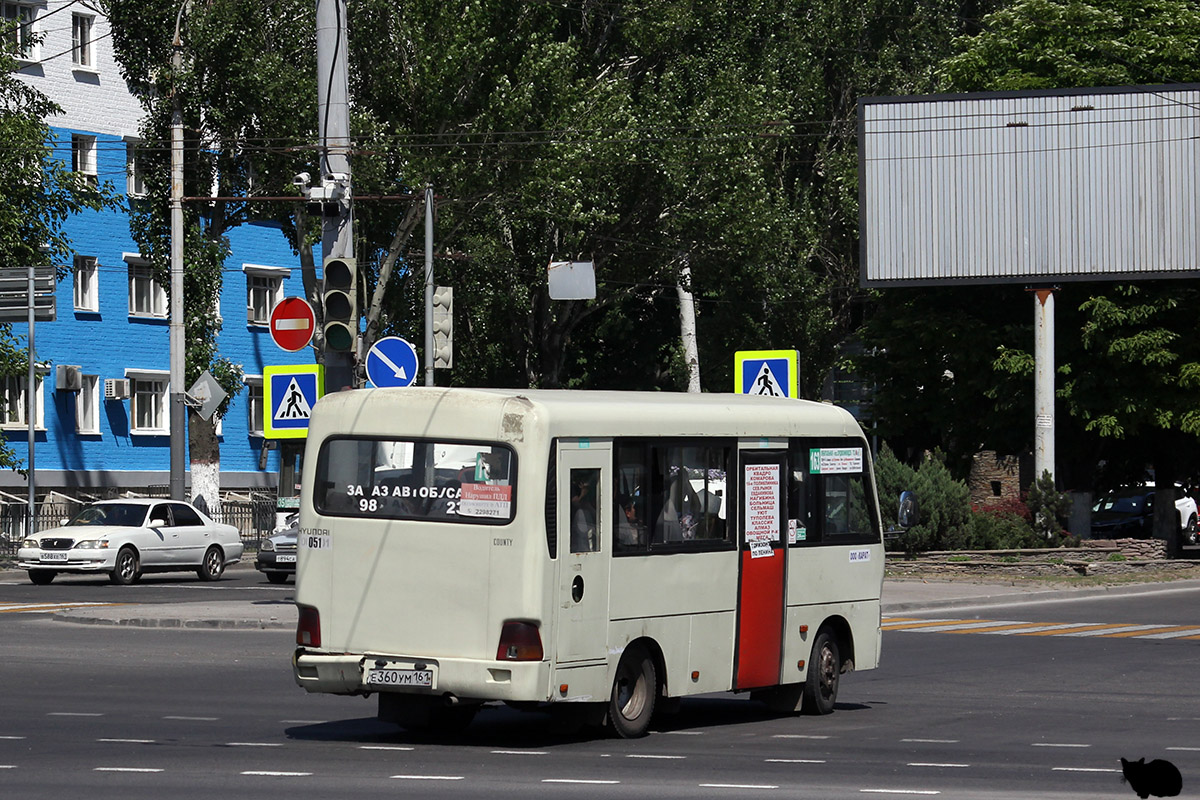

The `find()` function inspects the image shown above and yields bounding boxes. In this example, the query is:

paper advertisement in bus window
[809,447,863,475]
[458,483,513,518]
[743,462,780,556]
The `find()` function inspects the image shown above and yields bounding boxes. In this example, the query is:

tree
[104,0,319,508]
[0,32,114,471]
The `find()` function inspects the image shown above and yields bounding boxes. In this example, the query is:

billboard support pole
[1033,288,1056,486]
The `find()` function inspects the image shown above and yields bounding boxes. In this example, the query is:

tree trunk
[1154,451,1180,559]
[188,411,221,518]
[676,254,700,393]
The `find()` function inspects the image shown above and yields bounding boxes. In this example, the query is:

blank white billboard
[860,85,1200,286]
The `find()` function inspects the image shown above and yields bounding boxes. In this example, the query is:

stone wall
[968,451,1025,508]
[886,538,1182,578]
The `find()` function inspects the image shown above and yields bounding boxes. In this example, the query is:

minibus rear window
[314,438,516,523]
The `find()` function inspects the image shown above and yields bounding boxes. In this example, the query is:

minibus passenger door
[555,444,612,664]
[734,451,787,689]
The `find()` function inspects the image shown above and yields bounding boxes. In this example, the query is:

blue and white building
[7,1,312,502]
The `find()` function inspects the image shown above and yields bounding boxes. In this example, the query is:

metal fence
[0,496,279,558]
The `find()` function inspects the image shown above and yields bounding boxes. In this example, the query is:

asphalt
[15,571,1200,629]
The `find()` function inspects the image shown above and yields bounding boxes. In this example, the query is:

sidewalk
[39,575,1200,628]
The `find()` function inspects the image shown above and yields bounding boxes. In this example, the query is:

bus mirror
[897,491,919,529]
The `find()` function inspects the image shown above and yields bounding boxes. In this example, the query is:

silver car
[255,514,298,584]
[16,499,244,585]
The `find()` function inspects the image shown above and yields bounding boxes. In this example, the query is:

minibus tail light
[496,621,543,661]
[296,604,321,648]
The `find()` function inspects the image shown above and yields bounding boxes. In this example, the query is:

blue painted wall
[5,126,315,487]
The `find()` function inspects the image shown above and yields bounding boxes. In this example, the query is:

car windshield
[1093,493,1143,514]
[67,503,148,527]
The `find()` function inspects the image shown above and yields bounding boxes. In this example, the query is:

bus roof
[308,387,865,443]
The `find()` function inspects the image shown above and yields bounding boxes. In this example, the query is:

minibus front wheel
[608,644,656,739]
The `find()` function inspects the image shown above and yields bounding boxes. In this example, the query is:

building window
[71,13,93,67]
[127,371,168,434]
[246,274,282,325]
[126,141,145,197]
[0,375,43,429]
[2,2,35,60]
[128,261,166,318]
[76,374,99,434]
[72,134,97,185]
[245,375,263,436]
[244,267,286,325]
[74,256,98,312]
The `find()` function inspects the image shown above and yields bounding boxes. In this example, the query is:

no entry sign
[269,297,316,352]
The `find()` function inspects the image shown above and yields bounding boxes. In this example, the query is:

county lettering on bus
[294,388,885,739]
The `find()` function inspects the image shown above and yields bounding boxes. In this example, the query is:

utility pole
[1033,287,1056,484]
[315,0,354,393]
[168,6,187,502]
[424,186,434,386]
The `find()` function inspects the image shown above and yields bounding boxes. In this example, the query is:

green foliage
[1107,552,1126,562]
[1026,470,1072,538]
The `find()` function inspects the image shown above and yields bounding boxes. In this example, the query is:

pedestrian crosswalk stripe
[882,617,1200,641]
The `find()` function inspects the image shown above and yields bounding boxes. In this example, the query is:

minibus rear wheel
[608,644,656,738]
[801,630,840,715]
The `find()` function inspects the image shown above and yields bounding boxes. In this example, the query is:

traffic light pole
[315,0,355,393]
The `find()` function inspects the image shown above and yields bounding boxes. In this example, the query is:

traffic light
[322,256,357,352]
[432,286,453,368]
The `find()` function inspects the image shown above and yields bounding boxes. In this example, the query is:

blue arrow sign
[366,336,419,388]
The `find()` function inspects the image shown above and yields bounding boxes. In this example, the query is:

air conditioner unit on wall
[55,365,82,392]
[104,379,130,400]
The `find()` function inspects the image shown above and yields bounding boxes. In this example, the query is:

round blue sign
[365,336,419,388]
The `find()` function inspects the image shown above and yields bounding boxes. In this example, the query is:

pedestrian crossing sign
[734,350,799,398]
[264,364,324,439]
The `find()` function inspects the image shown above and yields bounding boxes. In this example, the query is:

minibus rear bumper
[293,649,552,702]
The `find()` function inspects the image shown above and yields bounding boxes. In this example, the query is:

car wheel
[28,569,55,586]
[801,630,840,716]
[197,546,225,581]
[1186,514,1198,545]
[266,572,289,585]
[607,644,656,739]
[110,547,140,585]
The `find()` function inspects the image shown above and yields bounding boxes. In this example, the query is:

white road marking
[860,791,940,796]
[772,734,829,739]
[359,745,415,751]
[907,762,968,768]
[98,738,154,744]
[0,736,26,740]
[1059,625,1162,637]
[49,712,102,717]
[765,758,826,764]
[226,742,282,747]
[544,779,621,785]
[660,730,704,735]
[1032,743,1090,748]
[280,719,326,724]
[1167,746,1200,751]
[0,765,15,769]
[492,750,547,755]
[627,754,686,759]
[163,716,217,721]
[1052,767,1121,773]
[902,739,958,744]
[242,771,311,777]
[699,783,778,789]
[94,767,163,773]
[390,775,465,781]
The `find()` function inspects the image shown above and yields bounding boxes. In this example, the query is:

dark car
[1091,486,1197,540]
[255,514,297,584]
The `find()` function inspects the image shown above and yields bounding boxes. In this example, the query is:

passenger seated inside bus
[570,471,598,553]
[655,473,702,541]
[616,493,645,547]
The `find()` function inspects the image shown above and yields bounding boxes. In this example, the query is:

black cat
[1121,757,1182,799]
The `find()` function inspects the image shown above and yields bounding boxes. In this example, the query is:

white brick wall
[13,0,143,137]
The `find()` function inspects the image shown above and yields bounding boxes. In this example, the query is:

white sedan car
[17,499,244,585]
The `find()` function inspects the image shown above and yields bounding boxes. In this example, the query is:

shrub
[876,445,972,554]
[963,508,1042,550]
[1026,470,1072,539]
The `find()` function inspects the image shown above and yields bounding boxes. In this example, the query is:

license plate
[40,552,69,563]
[364,668,433,688]
[276,554,296,564]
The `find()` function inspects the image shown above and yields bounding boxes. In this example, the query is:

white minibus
[292,388,884,737]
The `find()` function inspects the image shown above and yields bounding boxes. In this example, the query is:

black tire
[28,569,56,586]
[197,546,225,581]
[608,644,657,739]
[801,630,840,716]
[1186,514,1198,545]
[110,547,140,585]
[266,571,289,584]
